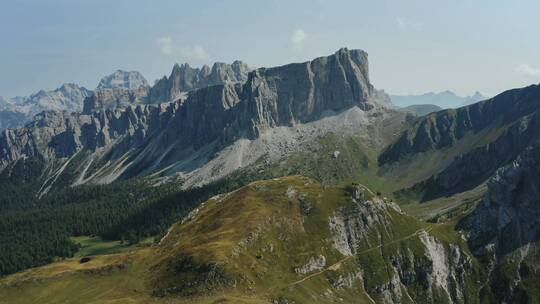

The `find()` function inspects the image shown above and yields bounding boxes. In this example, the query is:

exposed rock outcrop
[381,84,540,200]
[0,84,91,130]
[329,186,473,303]
[82,86,151,114]
[19,83,92,114]
[458,141,540,302]
[82,62,250,114]
[460,141,540,255]
[380,84,540,164]
[0,48,387,187]
[149,60,250,103]
[150,178,476,303]
[97,70,149,90]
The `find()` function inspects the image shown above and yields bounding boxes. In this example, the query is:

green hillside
[0,176,480,304]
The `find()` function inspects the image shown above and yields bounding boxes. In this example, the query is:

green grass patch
[71,235,153,257]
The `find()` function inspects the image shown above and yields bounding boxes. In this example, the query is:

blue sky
[1,0,539,97]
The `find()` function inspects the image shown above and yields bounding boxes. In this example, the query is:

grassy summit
[0,176,478,303]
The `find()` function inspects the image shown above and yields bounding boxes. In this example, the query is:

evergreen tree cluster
[0,160,259,276]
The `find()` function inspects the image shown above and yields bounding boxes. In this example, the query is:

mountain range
[0,60,251,130]
[391,90,487,109]
[0,48,539,304]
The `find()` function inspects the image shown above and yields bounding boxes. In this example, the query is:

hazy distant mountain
[0,108,26,130]
[390,90,487,108]
[0,97,10,110]
[82,70,151,114]
[82,62,251,114]
[97,70,149,90]
[18,83,91,114]
[401,104,443,116]
[0,84,91,130]
[0,63,252,128]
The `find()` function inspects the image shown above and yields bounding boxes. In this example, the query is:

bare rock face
[97,70,149,90]
[240,48,377,135]
[327,186,473,304]
[82,86,151,114]
[0,84,91,130]
[82,63,250,114]
[0,48,386,186]
[0,97,10,110]
[380,84,540,165]
[461,142,540,255]
[457,141,540,303]
[82,70,152,114]
[381,84,540,201]
[149,60,250,103]
[21,83,92,114]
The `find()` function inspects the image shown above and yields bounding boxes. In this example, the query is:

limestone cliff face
[82,62,249,114]
[0,48,384,185]
[19,83,92,115]
[458,141,540,303]
[380,84,540,164]
[82,86,151,114]
[149,60,250,103]
[240,48,376,136]
[97,70,149,90]
[0,84,91,130]
[328,186,473,304]
[381,84,540,200]
[82,70,151,114]
[461,142,540,255]
[417,109,540,200]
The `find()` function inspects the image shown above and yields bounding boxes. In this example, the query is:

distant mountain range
[0,61,251,130]
[390,90,487,109]
[0,84,91,130]
[400,104,443,116]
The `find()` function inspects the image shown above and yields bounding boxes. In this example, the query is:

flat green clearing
[71,235,154,257]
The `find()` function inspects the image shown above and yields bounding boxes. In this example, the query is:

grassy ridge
[0,176,481,303]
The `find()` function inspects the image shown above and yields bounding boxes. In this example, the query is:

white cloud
[157,36,173,56]
[156,38,210,61]
[397,17,406,30]
[180,45,210,61]
[396,17,423,31]
[291,29,307,52]
[517,64,540,77]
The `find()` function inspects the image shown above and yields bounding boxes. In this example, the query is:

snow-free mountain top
[0,48,392,189]
[391,90,487,109]
[0,84,91,130]
[0,61,252,129]
[97,70,149,90]
[149,60,250,103]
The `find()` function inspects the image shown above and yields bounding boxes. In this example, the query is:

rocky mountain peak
[149,60,251,103]
[0,84,91,130]
[0,48,385,186]
[0,96,11,110]
[97,70,149,90]
[22,83,91,113]
[58,83,83,91]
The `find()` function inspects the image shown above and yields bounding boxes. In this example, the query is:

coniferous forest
[0,159,259,276]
